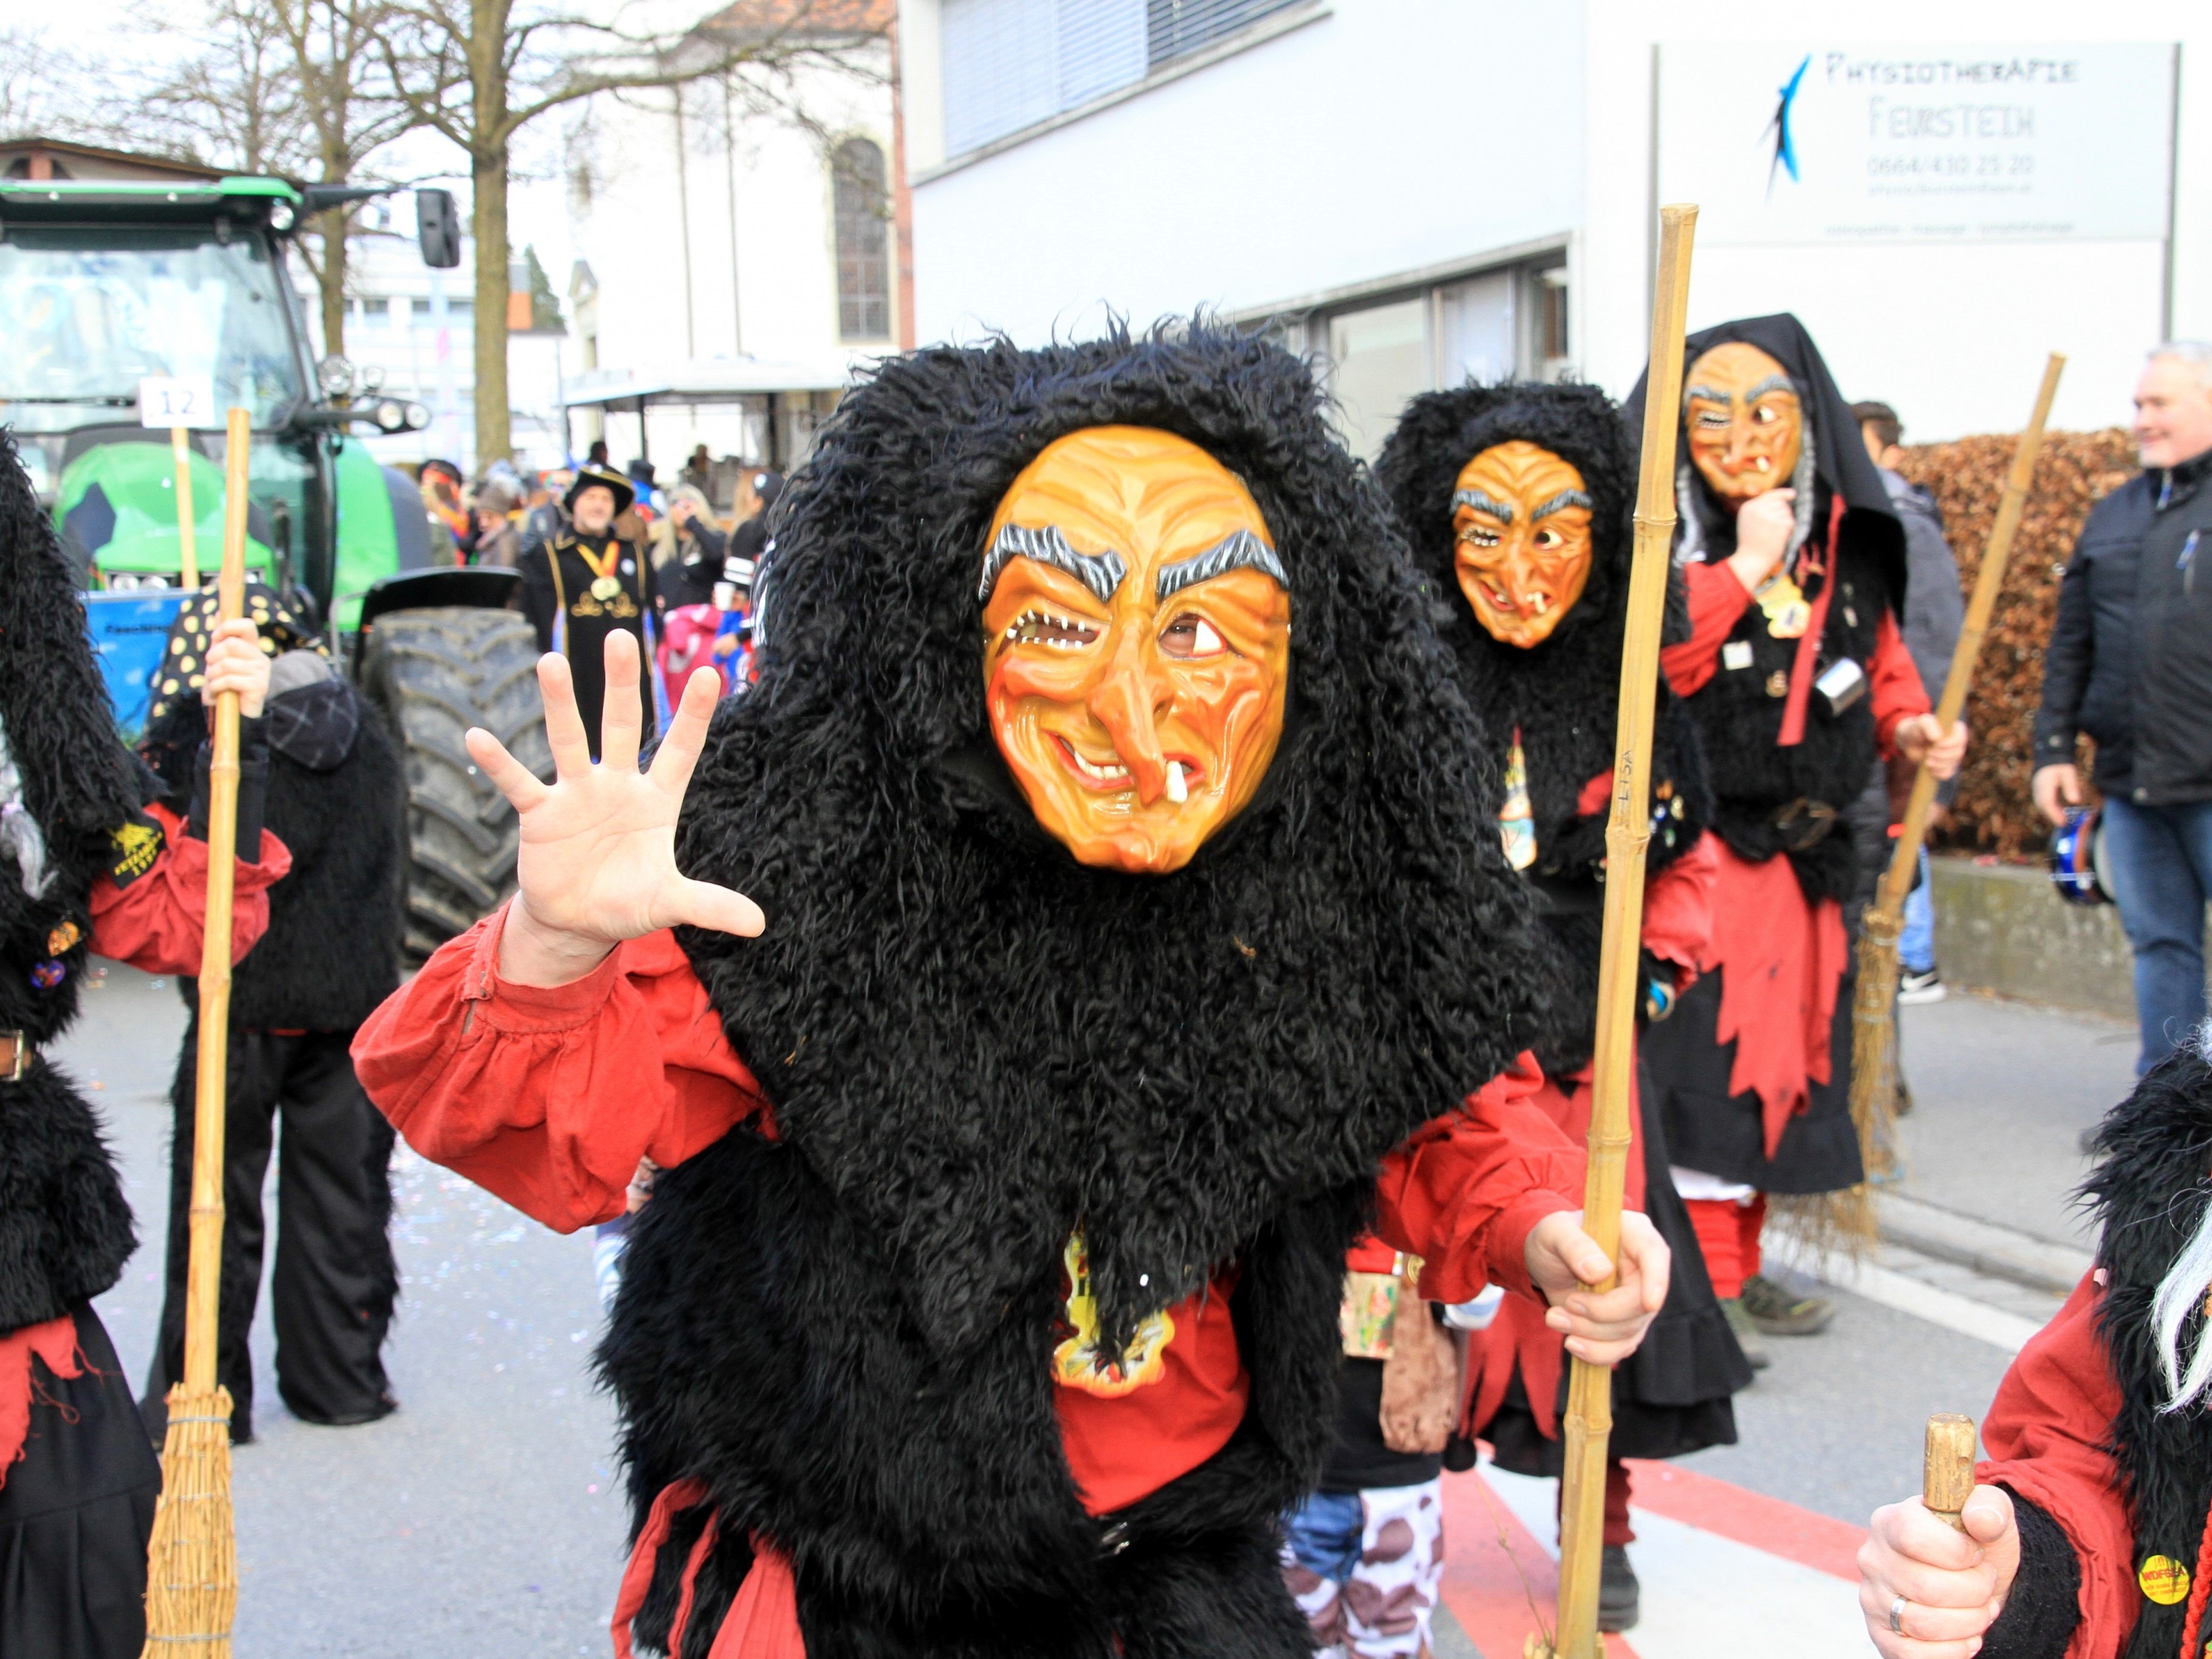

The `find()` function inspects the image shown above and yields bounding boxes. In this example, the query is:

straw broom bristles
[1773,356,2066,1274]
[140,406,252,1657]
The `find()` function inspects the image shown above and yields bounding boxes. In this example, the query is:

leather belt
[0,1030,35,1083]
[1770,797,1839,852]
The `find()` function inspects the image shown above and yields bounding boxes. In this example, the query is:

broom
[140,403,253,1657]
[169,426,200,590]
[1529,201,1698,1659]
[1801,355,2066,1265]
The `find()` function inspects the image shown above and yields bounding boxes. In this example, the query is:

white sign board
[1657,43,2176,245]
[137,376,217,429]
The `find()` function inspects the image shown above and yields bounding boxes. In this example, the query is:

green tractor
[1,167,551,959]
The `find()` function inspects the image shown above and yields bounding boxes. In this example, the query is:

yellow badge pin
[2140,1556,2191,1606]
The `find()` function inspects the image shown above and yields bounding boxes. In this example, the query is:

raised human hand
[464,631,764,987]
[1859,1485,2018,1658]
[1525,1209,1671,1366]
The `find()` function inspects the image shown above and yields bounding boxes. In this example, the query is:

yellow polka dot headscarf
[144,580,324,725]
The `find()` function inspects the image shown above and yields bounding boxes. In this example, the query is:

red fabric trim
[0,1314,84,1491]
[1701,843,1849,1157]
[1776,498,1844,748]
[610,1480,809,1659]
[1641,830,1717,979]
[611,1477,711,1659]
[667,1508,724,1659]
[2179,1488,2212,1659]
[1868,609,1933,755]
[1976,1273,2134,1659]
[1660,561,1756,698]
[708,1539,806,1658]
[1344,1234,1401,1275]
[87,804,289,976]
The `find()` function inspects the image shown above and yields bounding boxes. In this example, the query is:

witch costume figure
[355,327,1673,1658]
[1371,380,1752,1632]
[1859,1036,2212,1659]
[1625,315,1965,1343]
[0,431,288,1658]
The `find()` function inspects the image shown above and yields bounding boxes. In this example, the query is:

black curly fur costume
[596,327,1551,1658]
[1622,313,1904,905]
[1374,380,1713,1078]
[0,429,151,1336]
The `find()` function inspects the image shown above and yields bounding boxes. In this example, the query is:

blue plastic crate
[84,589,188,741]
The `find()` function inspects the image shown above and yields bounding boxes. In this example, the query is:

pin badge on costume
[979,426,1291,875]
[1722,640,1755,671]
[2140,1556,2190,1605]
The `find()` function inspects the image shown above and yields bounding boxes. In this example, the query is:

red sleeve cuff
[1485,1188,1578,1305]
[462,901,629,1030]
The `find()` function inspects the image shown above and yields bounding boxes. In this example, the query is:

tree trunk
[317,208,349,361]
[471,143,510,465]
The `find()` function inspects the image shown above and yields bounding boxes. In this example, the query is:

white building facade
[899,0,2210,450]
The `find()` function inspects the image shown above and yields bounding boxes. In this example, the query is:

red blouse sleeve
[1640,829,1717,978]
[351,903,770,1233]
[1660,561,1755,699]
[1869,609,1934,756]
[86,801,291,976]
[1371,1053,1585,1307]
[1976,1271,2135,1659]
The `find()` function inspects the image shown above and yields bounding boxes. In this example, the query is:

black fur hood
[672,325,1549,1360]
[2085,1043,2212,1659]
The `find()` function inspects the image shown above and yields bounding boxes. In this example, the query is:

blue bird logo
[1764,53,1809,197]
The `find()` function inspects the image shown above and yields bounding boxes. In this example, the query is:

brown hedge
[1889,428,2137,860]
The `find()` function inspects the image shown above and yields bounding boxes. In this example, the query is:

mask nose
[1087,628,1173,805]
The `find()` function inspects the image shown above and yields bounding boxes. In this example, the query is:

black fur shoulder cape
[0,428,151,1333]
[1375,381,1711,1075]
[1623,314,1907,903]
[668,326,1548,1360]
[2083,1044,2212,1659]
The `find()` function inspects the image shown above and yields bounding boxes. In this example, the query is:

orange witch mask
[1683,341,1803,508]
[1450,440,1595,648]
[979,426,1292,874]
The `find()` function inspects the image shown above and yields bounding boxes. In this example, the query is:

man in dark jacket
[2033,343,2212,1073]
[138,595,409,1442]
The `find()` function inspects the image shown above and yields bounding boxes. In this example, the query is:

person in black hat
[521,465,658,758]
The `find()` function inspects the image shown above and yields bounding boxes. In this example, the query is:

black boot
[1598,1544,1640,1632]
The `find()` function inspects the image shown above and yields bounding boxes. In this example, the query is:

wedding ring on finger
[1889,1595,1908,1635]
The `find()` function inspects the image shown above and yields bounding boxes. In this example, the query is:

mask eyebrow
[1451,488,1514,524]
[1746,374,1796,401]
[1530,488,1593,521]
[1682,383,1733,409]
[978,523,1128,605]
[1154,528,1288,601]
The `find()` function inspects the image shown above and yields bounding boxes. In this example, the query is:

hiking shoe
[1720,1296,1770,1370]
[1742,1272,1835,1336]
[1897,969,1946,1005]
[1598,1544,1640,1632]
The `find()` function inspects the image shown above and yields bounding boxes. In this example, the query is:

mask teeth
[1165,761,1188,804]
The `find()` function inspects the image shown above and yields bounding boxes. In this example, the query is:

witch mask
[980,426,1291,874]
[1683,341,1803,508]
[1451,440,1595,648]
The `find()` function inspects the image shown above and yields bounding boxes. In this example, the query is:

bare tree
[371,0,886,462]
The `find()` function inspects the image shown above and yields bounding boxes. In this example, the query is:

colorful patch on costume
[1339,1268,1404,1360]
[1497,737,1536,872]
[1052,1232,1173,1397]
[107,810,166,888]
[29,959,65,990]
[2140,1555,2190,1605]
[46,920,83,956]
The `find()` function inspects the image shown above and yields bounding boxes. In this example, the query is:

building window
[940,0,1302,159]
[832,137,892,341]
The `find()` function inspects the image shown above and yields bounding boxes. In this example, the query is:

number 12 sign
[137,377,217,429]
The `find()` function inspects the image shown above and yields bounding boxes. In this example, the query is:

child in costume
[355,329,1671,1658]
[1362,380,1753,1632]
[0,432,287,1658]
[1626,315,1965,1343]
[137,587,408,1442]
[1858,1033,2212,1659]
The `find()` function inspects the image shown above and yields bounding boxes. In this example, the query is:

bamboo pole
[1924,1414,1977,1532]
[140,405,252,1657]
[1536,204,1698,1659]
[1842,357,2064,1207]
[169,428,199,590]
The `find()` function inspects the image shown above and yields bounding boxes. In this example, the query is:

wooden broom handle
[171,428,199,591]
[1925,1414,1977,1531]
[179,406,252,1396]
[1550,202,1699,1659]
[1872,356,2064,920]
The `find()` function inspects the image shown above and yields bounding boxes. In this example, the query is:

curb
[1875,1191,2092,1297]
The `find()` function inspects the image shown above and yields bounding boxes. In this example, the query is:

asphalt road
[65,966,2123,1657]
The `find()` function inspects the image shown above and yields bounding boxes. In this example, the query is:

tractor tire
[360,606,551,962]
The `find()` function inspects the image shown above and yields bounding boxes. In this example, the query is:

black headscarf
[671,324,1549,1359]
[1622,312,1904,612]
